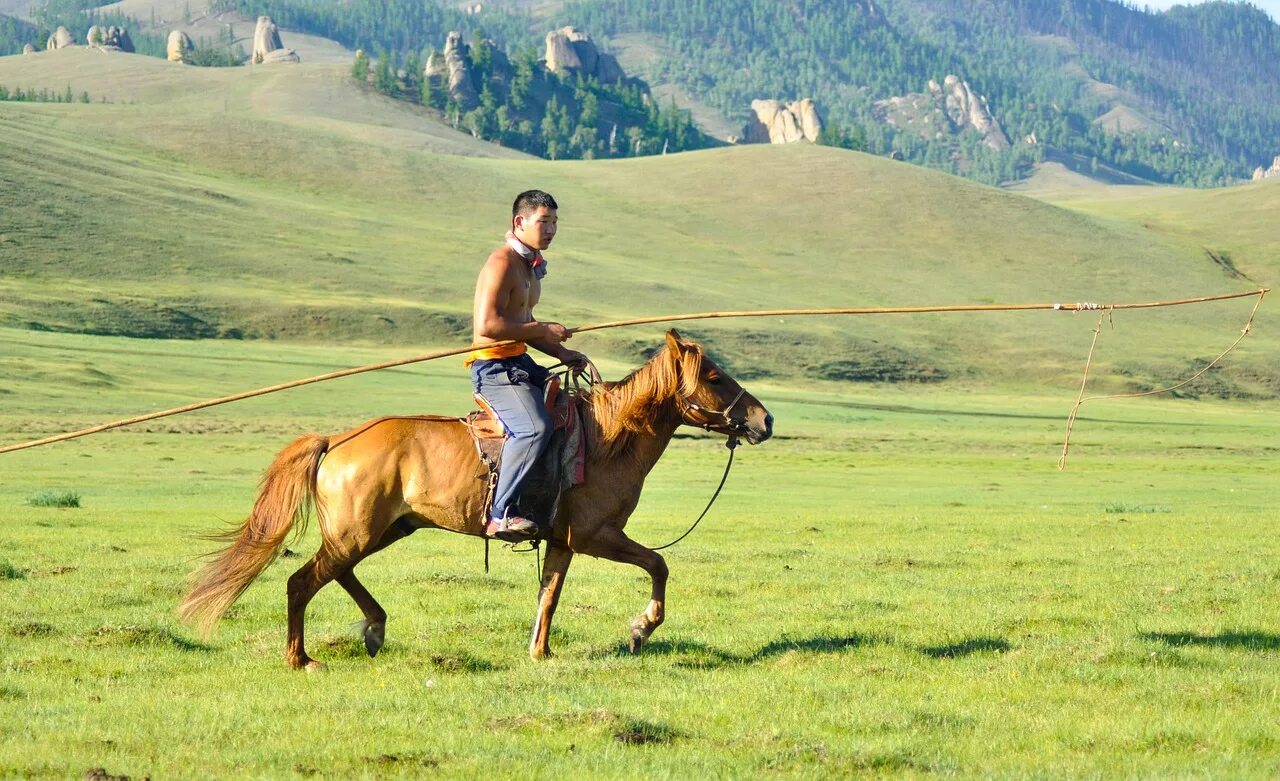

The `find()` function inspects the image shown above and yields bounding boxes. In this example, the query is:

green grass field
[2,47,1279,779]
[2,329,1278,779]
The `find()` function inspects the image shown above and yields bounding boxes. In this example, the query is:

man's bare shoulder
[481,245,521,275]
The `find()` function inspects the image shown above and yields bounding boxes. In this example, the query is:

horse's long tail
[179,434,329,636]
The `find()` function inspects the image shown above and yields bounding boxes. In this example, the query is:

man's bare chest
[507,270,540,312]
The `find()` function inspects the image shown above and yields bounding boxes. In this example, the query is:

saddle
[464,374,586,534]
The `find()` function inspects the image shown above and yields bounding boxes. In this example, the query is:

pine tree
[351,49,370,83]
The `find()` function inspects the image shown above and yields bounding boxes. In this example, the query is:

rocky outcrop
[875,75,1009,151]
[741,99,823,144]
[251,16,299,64]
[22,43,36,55]
[167,30,193,63]
[543,27,624,83]
[939,76,1008,150]
[425,31,479,110]
[1252,155,1280,181]
[87,25,134,53]
[46,26,75,50]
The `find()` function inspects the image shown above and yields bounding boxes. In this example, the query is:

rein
[643,435,739,552]
[499,433,738,578]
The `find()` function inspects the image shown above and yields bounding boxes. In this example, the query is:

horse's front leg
[529,542,573,660]
[579,527,668,654]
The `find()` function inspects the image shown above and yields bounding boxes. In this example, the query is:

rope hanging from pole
[1057,288,1267,469]
[0,288,1268,457]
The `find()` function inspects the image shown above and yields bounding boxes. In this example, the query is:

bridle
[677,386,749,434]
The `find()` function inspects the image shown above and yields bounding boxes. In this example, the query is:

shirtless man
[468,190,588,541]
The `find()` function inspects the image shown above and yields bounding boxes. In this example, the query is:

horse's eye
[707,373,722,384]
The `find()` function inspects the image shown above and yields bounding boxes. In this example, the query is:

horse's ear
[665,329,683,354]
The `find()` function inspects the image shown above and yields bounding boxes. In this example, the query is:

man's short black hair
[513,189,558,220]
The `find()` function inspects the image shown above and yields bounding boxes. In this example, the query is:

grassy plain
[2,328,1279,779]
[2,47,1279,780]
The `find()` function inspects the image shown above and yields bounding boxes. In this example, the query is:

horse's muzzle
[745,412,773,445]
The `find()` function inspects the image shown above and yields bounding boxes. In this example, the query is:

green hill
[1,50,1274,396]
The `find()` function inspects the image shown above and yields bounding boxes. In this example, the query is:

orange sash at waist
[463,341,528,367]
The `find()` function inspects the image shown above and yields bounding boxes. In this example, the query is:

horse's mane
[587,341,704,461]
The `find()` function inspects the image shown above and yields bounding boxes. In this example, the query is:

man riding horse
[467,190,588,541]
[178,192,773,668]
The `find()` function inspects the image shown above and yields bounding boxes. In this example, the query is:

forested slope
[8,0,1277,183]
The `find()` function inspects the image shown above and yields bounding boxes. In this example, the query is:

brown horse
[179,330,773,669]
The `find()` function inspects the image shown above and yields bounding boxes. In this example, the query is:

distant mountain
[20,0,1277,185]
[561,0,1280,185]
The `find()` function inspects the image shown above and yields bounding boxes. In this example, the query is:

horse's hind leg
[528,542,574,660]
[285,550,346,671]
[334,520,418,659]
[335,571,387,657]
[579,527,668,654]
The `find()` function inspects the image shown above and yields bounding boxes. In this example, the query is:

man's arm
[528,333,582,362]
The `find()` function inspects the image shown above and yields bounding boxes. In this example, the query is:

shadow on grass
[84,625,211,652]
[919,637,1011,659]
[1143,631,1280,651]
[598,633,884,669]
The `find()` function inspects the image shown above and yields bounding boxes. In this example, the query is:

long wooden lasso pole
[0,288,1267,456]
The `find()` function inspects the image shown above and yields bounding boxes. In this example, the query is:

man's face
[514,207,558,251]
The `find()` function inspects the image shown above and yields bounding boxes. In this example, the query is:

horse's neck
[587,393,681,475]
[618,412,681,475]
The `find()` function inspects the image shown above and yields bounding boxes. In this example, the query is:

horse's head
[664,329,773,445]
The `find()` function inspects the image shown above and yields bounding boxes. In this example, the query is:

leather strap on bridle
[677,387,748,434]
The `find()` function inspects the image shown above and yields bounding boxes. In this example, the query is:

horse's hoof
[363,623,385,658]
[529,646,554,661]
[628,616,649,654]
[304,660,327,674]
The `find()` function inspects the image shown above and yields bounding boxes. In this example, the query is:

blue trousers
[471,354,553,521]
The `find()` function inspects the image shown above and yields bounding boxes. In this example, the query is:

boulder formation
[251,16,299,64]
[938,76,1008,150]
[425,31,479,110]
[1252,155,1280,181]
[875,75,1009,151]
[87,25,134,53]
[167,30,193,63]
[46,26,75,50]
[22,43,36,55]
[741,99,823,144]
[543,27,624,83]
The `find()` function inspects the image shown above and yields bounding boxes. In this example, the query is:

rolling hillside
[1,49,1275,397]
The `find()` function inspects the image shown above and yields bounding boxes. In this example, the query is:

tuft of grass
[26,490,80,508]
[0,561,27,580]
[9,622,56,637]
[1104,503,1171,514]
[613,719,683,745]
